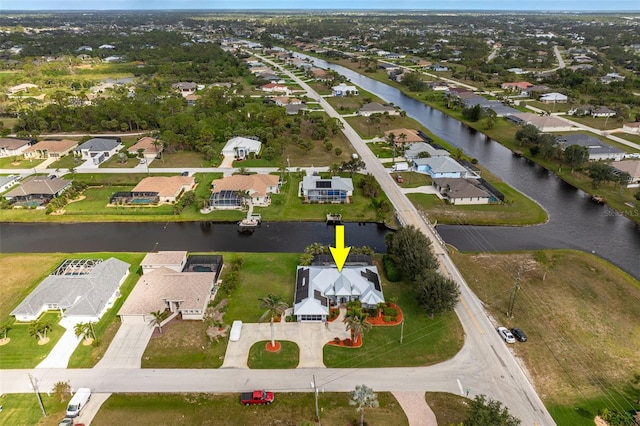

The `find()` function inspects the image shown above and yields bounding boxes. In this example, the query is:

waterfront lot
[451,249,640,426]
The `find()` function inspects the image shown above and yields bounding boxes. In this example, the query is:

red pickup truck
[240,390,274,406]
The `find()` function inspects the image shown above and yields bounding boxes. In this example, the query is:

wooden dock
[326,213,343,225]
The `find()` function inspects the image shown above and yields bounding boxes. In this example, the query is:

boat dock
[326,213,343,225]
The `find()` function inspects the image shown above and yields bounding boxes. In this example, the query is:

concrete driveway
[95,323,154,369]
[222,310,350,369]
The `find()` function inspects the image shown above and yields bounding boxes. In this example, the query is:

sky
[1,0,639,11]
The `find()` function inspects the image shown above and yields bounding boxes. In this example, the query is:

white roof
[413,156,468,174]
[222,137,262,153]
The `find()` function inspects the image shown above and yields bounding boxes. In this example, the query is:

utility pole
[311,375,320,423]
[400,317,404,344]
[28,373,46,417]
[507,268,523,318]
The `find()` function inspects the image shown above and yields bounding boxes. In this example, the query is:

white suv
[497,326,516,344]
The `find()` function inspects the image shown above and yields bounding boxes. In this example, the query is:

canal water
[297,53,640,279]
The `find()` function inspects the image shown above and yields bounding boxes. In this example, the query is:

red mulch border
[365,303,403,326]
[265,341,281,352]
[326,335,362,348]
[327,307,340,322]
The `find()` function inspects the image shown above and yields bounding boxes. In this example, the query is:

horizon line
[2,8,639,13]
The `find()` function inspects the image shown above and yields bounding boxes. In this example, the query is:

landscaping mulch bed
[365,303,403,326]
[327,335,362,348]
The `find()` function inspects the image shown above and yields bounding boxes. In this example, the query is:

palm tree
[349,384,379,426]
[29,320,52,341]
[344,314,372,345]
[150,310,168,334]
[259,294,289,348]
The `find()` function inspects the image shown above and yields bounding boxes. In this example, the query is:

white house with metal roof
[413,156,478,179]
[11,258,130,322]
[301,175,353,203]
[293,265,384,322]
[221,137,262,160]
[74,137,122,165]
[556,134,624,162]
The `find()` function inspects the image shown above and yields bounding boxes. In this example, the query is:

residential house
[293,264,384,322]
[0,175,21,193]
[141,251,188,274]
[285,103,308,115]
[131,176,196,203]
[261,83,290,94]
[379,62,401,73]
[357,102,398,117]
[3,175,72,206]
[430,63,449,72]
[429,81,450,91]
[0,137,35,158]
[384,128,424,145]
[413,156,477,179]
[404,142,450,161]
[591,107,616,118]
[301,175,353,203]
[210,174,280,208]
[539,92,568,103]
[119,254,222,323]
[331,83,358,97]
[221,137,262,160]
[309,68,331,80]
[510,113,575,132]
[432,178,494,205]
[185,94,200,106]
[568,105,594,116]
[599,73,625,84]
[74,138,122,165]
[23,139,78,159]
[556,134,624,162]
[611,160,640,187]
[127,137,163,160]
[171,82,198,97]
[273,96,302,107]
[622,122,640,134]
[98,44,115,49]
[501,81,534,92]
[11,258,130,322]
[7,83,39,95]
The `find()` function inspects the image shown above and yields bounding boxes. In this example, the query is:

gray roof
[0,137,33,150]
[414,156,468,174]
[404,142,450,159]
[76,138,120,152]
[302,175,354,192]
[11,258,130,318]
[556,134,623,155]
[358,102,395,113]
[4,175,71,197]
[433,178,492,200]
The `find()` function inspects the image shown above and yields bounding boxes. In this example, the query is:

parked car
[240,390,274,406]
[511,327,527,342]
[497,326,516,344]
[59,418,73,426]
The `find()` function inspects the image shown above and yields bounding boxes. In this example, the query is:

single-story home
[501,81,534,92]
[131,176,196,203]
[622,122,640,134]
[74,137,122,165]
[141,251,188,274]
[510,113,574,132]
[539,92,568,103]
[23,139,78,159]
[432,178,494,205]
[591,107,616,118]
[293,265,384,322]
[3,175,72,206]
[384,128,424,145]
[171,82,197,96]
[301,175,353,203]
[556,134,625,162]
[429,81,450,91]
[285,103,308,115]
[261,83,290,94]
[331,83,358,97]
[0,174,21,193]
[7,83,39,95]
[611,160,640,187]
[568,104,594,116]
[210,174,280,208]
[221,137,262,160]
[404,142,450,161]
[357,102,398,117]
[119,253,223,323]
[11,258,130,322]
[272,96,302,106]
[127,137,163,160]
[413,156,477,179]
[0,137,35,158]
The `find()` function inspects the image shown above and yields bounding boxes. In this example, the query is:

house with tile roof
[294,264,384,322]
[74,137,122,165]
[4,175,72,206]
[384,128,424,145]
[611,160,640,188]
[23,139,78,159]
[127,137,163,160]
[131,176,196,203]
[141,251,188,274]
[301,175,353,203]
[0,137,35,158]
[11,258,130,322]
[210,174,280,208]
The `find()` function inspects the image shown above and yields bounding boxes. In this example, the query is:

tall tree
[259,294,289,348]
[415,269,460,317]
[344,314,372,344]
[349,384,379,426]
[563,144,589,171]
[465,394,521,426]
[588,163,614,188]
[387,225,438,280]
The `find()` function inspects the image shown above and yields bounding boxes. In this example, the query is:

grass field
[0,393,68,426]
[0,156,45,169]
[425,392,470,426]
[91,392,408,426]
[450,249,640,425]
[247,340,300,369]
[0,311,66,368]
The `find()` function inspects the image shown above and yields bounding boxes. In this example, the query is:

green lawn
[367,141,395,158]
[425,392,470,426]
[247,340,299,369]
[152,151,219,168]
[0,393,69,426]
[323,263,463,368]
[48,154,83,169]
[99,155,140,168]
[0,312,66,369]
[0,156,45,169]
[92,392,408,426]
[564,115,624,131]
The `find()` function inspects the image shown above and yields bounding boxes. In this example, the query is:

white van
[391,162,409,172]
[66,388,91,418]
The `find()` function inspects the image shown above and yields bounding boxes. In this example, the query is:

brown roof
[0,138,32,150]
[433,178,491,200]
[384,129,423,144]
[514,113,570,130]
[212,174,280,197]
[612,160,640,179]
[23,139,78,153]
[141,251,187,268]
[128,137,162,155]
[119,267,215,315]
[4,175,71,197]
[132,176,195,198]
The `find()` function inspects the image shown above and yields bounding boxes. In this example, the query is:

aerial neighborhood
[0,7,639,426]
